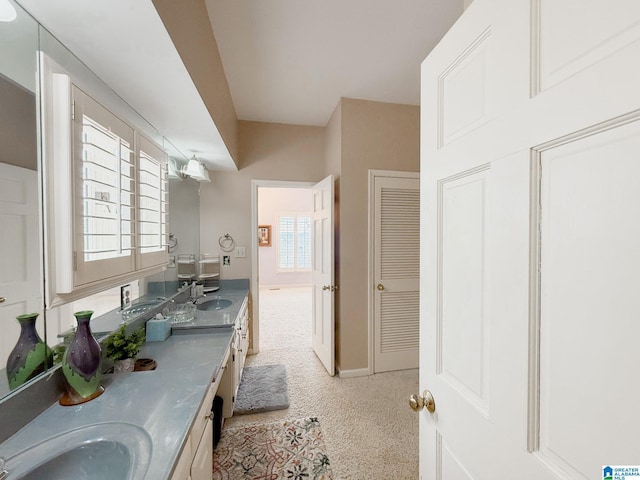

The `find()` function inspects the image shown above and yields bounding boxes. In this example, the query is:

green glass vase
[6,313,52,390]
[60,310,104,406]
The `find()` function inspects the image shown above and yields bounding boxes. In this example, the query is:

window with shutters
[80,117,134,262]
[137,135,168,270]
[41,55,168,306]
[72,88,168,287]
[72,85,137,287]
[278,214,311,271]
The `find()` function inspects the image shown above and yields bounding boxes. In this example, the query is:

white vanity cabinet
[235,297,250,390]
[170,293,250,478]
[218,296,250,419]
[171,346,230,480]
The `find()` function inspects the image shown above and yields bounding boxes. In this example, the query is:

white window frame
[72,84,137,288]
[276,213,312,273]
[40,53,168,307]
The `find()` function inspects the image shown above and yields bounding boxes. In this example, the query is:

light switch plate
[235,247,246,258]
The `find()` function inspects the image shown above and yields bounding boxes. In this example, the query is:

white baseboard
[337,367,370,378]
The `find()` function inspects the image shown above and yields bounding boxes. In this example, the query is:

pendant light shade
[0,0,17,22]
[181,156,211,182]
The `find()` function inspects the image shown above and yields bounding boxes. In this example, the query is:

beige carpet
[223,286,419,480]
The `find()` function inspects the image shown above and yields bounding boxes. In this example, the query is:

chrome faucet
[189,282,206,304]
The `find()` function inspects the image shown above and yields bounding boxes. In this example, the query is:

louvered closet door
[373,174,419,373]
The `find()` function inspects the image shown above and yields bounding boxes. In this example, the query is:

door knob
[377,284,384,291]
[322,285,330,291]
[0,297,5,304]
[409,390,436,413]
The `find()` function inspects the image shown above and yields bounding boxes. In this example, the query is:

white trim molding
[337,367,370,378]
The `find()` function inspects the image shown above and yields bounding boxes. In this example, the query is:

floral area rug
[213,417,334,480]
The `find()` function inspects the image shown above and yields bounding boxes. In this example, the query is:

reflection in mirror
[37,20,169,378]
[0,1,201,403]
[0,2,44,398]
[146,139,200,290]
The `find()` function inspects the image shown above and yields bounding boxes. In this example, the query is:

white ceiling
[205,0,464,126]
[16,0,464,168]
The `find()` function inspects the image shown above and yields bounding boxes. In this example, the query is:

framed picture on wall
[258,225,272,247]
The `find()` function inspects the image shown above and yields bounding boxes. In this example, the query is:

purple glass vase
[60,310,104,405]
[6,313,51,390]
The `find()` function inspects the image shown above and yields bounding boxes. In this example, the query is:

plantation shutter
[137,134,168,269]
[278,214,312,270]
[73,85,136,286]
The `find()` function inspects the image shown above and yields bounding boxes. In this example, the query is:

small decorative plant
[52,329,75,365]
[105,325,145,373]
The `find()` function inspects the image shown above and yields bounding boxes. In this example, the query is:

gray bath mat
[234,364,289,415]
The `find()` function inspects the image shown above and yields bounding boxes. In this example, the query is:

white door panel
[536,120,640,476]
[311,175,335,376]
[420,0,640,478]
[0,163,42,370]
[372,173,419,373]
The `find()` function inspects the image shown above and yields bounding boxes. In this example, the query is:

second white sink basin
[4,422,151,480]
[197,298,233,311]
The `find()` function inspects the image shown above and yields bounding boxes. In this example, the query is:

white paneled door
[371,171,420,373]
[311,175,335,376]
[419,0,640,479]
[0,163,42,369]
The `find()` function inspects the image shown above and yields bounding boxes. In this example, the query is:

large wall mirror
[0,1,42,398]
[0,0,200,400]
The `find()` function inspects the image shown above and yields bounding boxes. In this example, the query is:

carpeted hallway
[220,286,419,479]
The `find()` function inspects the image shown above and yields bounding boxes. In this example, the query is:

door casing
[250,179,315,355]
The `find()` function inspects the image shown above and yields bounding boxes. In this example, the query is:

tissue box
[146,317,171,342]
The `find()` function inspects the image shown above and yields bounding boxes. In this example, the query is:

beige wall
[198,101,419,373]
[0,76,36,170]
[152,0,238,164]
[337,98,420,371]
[199,121,326,280]
[258,187,313,287]
[165,179,201,283]
[324,102,342,366]
[325,102,342,178]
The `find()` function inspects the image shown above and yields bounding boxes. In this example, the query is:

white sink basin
[197,298,233,311]
[4,422,151,480]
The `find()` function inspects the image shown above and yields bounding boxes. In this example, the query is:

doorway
[257,186,314,352]
[251,177,336,375]
[250,181,314,355]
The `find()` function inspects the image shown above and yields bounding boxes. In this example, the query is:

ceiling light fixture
[167,158,183,180]
[0,0,17,22]
[181,155,211,182]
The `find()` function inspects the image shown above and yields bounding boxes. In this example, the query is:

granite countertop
[0,282,250,479]
[83,287,189,339]
[171,285,249,332]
